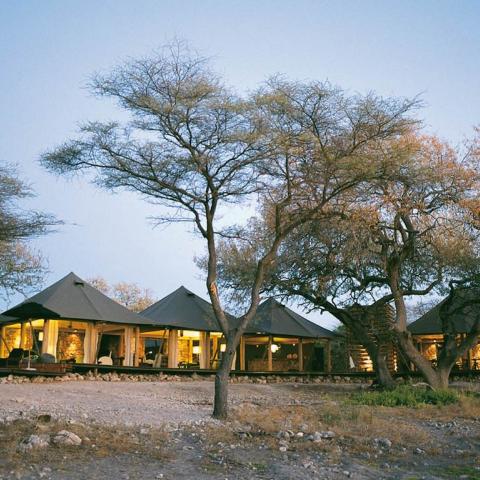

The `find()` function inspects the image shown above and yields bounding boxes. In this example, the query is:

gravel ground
[0,380,361,426]
[0,380,478,479]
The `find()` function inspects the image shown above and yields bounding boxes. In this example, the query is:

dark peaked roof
[245,298,336,339]
[140,286,235,331]
[1,272,154,325]
[409,291,480,335]
[0,314,18,325]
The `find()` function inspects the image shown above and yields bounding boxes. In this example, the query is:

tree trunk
[212,341,236,419]
[343,317,396,389]
[394,329,450,389]
[373,348,396,389]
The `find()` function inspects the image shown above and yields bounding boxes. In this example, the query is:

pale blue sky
[0,0,479,327]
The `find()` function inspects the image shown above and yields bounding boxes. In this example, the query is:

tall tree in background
[87,276,156,312]
[0,164,56,301]
[375,132,480,388]
[41,43,417,417]
[214,132,480,389]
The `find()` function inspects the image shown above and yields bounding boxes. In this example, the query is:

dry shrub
[229,401,433,453]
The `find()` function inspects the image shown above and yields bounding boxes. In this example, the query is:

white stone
[52,430,82,446]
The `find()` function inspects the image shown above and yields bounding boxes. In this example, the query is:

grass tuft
[349,386,459,407]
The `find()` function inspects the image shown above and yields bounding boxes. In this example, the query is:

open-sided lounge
[0,273,336,373]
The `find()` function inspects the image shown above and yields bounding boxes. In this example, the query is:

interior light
[220,343,226,352]
[38,331,44,341]
[270,344,279,353]
[192,345,201,354]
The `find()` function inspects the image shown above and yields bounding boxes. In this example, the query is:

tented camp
[0,274,336,372]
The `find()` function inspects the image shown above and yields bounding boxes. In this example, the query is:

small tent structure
[0,272,154,366]
[140,286,238,368]
[408,292,480,369]
[141,290,335,372]
[243,298,336,372]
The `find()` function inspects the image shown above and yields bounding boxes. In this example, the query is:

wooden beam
[239,335,246,371]
[167,329,178,368]
[134,326,141,366]
[20,323,27,349]
[123,327,133,366]
[0,325,7,357]
[199,331,210,369]
[298,338,304,371]
[267,336,273,372]
[325,340,332,373]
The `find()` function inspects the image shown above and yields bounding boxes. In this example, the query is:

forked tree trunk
[394,330,451,390]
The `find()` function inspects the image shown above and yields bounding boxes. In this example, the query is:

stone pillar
[134,327,141,367]
[239,335,246,371]
[298,338,304,371]
[267,336,273,372]
[167,329,178,368]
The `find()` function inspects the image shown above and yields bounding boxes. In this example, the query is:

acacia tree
[214,209,399,388]
[41,44,417,417]
[335,133,480,389]
[0,163,56,300]
[214,132,480,389]
[87,276,156,312]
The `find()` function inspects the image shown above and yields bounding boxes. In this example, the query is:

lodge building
[0,273,335,373]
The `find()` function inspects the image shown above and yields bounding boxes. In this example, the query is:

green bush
[349,385,459,407]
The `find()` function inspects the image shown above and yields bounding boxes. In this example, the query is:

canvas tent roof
[140,286,236,331]
[142,287,336,339]
[1,272,154,326]
[0,314,18,325]
[408,290,480,335]
[245,298,336,339]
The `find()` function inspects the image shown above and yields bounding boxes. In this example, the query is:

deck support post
[84,323,98,364]
[41,320,58,358]
[298,338,304,371]
[199,332,210,369]
[267,336,273,372]
[134,327,141,366]
[124,326,133,366]
[20,323,27,349]
[167,329,178,368]
[326,340,332,373]
[239,335,246,371]
[0,325,7,357]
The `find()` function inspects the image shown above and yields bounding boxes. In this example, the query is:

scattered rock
[37,414,52,424]
[374,437,392,449]
[17,434,50,453]
[52,430,82,446]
